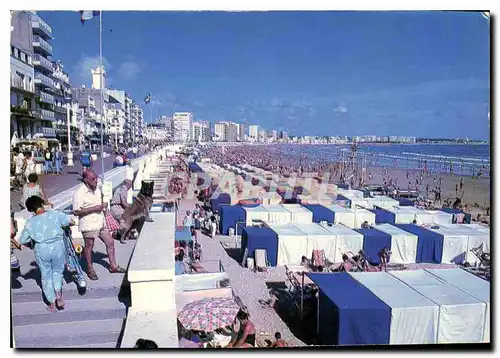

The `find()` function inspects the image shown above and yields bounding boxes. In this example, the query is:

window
[14,48,19,58]
[11,46,14,56]
[21,52,26,62]
[27,55,32,65]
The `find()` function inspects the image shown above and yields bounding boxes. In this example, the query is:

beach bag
[104,212,120,232]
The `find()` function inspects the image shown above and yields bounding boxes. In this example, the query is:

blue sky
[39,11,490,139]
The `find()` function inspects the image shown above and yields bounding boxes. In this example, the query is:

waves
[401,151,490,164]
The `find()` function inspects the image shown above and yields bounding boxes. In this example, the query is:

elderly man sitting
[110,179,132,222]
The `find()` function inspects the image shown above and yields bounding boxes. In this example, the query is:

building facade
[248,125,259,142]
[193,121,210,142]
[214,122,226,142]
[11,11,59,142]
[172,112,193,143]
[236,123,245,142]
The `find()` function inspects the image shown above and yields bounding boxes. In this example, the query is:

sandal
[109,266,126,274]
[47,304,57,313]
[87,270,99,280]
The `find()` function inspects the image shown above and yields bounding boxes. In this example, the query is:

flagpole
[99,10,105,181]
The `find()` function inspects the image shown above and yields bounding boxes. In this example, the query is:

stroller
[62,227,87,289]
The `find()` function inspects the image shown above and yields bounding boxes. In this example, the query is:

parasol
[178,297,240,332]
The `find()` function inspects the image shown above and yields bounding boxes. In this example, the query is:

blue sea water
[275,144,490,176]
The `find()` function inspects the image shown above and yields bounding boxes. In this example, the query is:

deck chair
[470,243,490,269]
[254,249,270,272]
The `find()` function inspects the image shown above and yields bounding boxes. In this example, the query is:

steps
[14,317,125,348]
[12,288,129,348]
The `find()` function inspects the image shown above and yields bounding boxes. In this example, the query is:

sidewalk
[11,154,116,212]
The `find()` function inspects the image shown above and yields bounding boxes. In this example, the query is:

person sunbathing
[339,254,353,272]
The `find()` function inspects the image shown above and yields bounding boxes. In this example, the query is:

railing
[53,105,66,114]
[32,15,52,38]
[40,126,56,137]
[33,54,54,72]
[33,35,52,54]
[40,109,55,121]
[34,72,54,88]
[10,106,36,117]
[10,77,34,93]
[39,91,55,105]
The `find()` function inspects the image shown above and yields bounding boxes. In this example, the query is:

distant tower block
[91,66,106,89]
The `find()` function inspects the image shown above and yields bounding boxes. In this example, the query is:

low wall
[121,211,178,348]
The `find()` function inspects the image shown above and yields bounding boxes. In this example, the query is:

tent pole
[300,271,304,320]
[316,290,320,338]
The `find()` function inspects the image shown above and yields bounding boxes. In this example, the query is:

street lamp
[65,99,74,166]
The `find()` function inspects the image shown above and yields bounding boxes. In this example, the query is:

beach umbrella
[177,297,240,332]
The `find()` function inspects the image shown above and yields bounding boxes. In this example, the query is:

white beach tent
[293,223,337,263]
[325,204,356,228]
[424,210,454,225]
[385,206,434,225]
[425,268,490,343]
[323,224,364,263]
[427,225,469,265]
[390,270,486,344]
[374,224,418,264]
[281,204,314,224]
[268,223,309,266]
[337,188,365,199]
[242,205,269,226]
[263,204,292,224]
[367,196,399,210]
[352,208,376,228]
[438,224,490,265]
[258,191,283,206]
[350,271,439,344]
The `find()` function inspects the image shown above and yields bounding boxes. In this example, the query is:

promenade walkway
[11,153,143,348]
[177,199,305,347]
[11,154,116,212]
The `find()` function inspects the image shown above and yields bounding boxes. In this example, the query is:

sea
[272,144,490,177]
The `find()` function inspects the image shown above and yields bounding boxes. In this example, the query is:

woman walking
[18,196,74,312]
[19,173,52,210]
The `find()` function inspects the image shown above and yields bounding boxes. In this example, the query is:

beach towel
[311,249,326,267]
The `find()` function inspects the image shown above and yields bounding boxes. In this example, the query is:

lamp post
[65,100,74,166]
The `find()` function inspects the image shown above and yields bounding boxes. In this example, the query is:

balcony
[40,126,56,138]
[53,105,67,114]
[39,91,55,105]
[33,54,54,72]
[32,35,52,55]
[11,105,37,119]
[11,76,35,94]
[40,109,55,121]
[34,72,54,88]
[32,15,52,40]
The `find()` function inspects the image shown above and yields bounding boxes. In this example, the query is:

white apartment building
[214,122,226,142]
[225,122,238,142]
[236,123,245,142]
[193,121,210,142]
[173,112,193,143]
[248,125,259,142]
[145,123,169,142]
[258,129,267,143]
[271,129,278,142]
